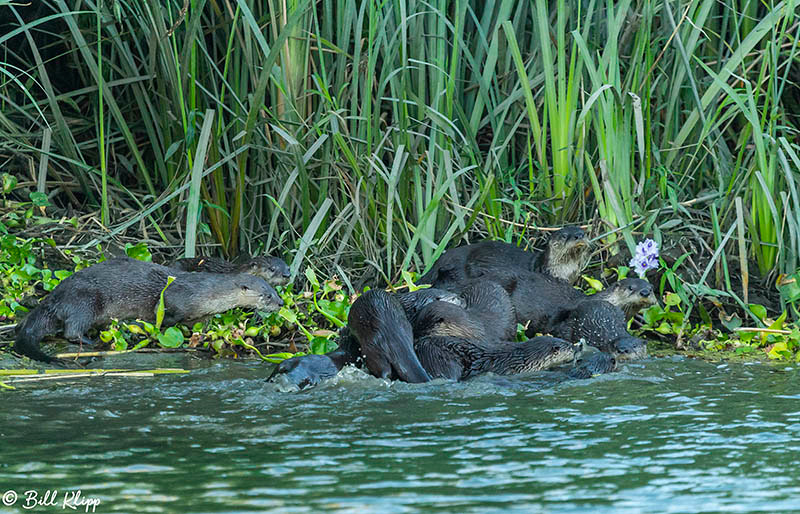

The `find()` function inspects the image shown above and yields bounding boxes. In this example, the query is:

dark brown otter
[550,300,648,361]
[458,280,517,341]
[466,225,590,285]
[269,288,465,388]
[15,258,283,364]
[418,226,589,290]
[511,275,656,338]
[567,350,618,379]
[395,287,464,319]
[411,301,576,380]
[347,289,431,383]
[171,255,291,286]
[266,353,351,389]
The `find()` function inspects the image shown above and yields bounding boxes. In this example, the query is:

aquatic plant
[629,239,659,278]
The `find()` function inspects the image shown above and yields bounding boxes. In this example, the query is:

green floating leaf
[309,336,337,355]
[664,292,681,307]
[158,326,185,348]
[768,342,790,360]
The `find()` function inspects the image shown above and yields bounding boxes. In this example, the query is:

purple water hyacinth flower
[629,238,659,278]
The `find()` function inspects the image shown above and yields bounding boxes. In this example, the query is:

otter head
[518,336,578,372]
[235,275,283,312]
[601,278,656,319]
[396,288,465,320]
[411,301,484,340]
[240,256,292,287]
[267,354,338,389]
[612,336,647,361]
[568,350,617,379]
[541,226,590,284]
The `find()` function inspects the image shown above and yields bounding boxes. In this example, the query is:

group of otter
[270,226,655,388]
[13,227,656,388]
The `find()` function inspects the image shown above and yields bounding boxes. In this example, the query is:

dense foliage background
[1,0,799,318]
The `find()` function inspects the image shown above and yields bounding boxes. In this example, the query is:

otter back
[15,257,280,363]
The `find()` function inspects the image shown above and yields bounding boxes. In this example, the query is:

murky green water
[2,355,799,513]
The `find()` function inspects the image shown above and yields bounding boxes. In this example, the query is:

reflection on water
[2,355,800,513]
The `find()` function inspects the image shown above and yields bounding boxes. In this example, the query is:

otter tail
[15,307,57,363]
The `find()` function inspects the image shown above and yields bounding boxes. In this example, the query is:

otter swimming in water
[171,255,291,286]
[15,258,283,364]
[411,301,576,380]
[347,289,431,383]
[266,353,353,389]
[567,350,618,379]
[418,226,590,290]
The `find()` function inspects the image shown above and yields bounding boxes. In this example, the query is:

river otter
[171,255,291,286]
[395,287,464,319]
[418,226,589,290]
[411,301,576,380]
[347,289,431,383]
[465,225,590,285]
[550,298,649,361]
[458,280,517,341]
[567,350,617,379]
[266,352,354,389]
[512,275,656,337]
[15,258,283,363]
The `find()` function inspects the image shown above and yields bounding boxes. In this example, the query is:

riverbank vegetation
[1,0,799,362]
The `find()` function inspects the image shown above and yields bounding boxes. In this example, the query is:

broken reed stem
[735,327,792,335]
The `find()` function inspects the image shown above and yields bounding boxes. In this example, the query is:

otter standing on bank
[411,301,576,380]
[347,289,431,383]
[15,258,283,363]
[171,255,291,286]
[418,226,590,290]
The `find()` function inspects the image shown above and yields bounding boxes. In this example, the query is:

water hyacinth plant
[630,239,659,278]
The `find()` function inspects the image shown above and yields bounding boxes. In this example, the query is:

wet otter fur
[418,226,589,290]
[510,276,656,338]
[270,288,464,388]
[466,226,590,285]
[567,350,617,379]
[411,301,576,380]
[266,353,352,389]
[458,280,517,341]
[347,289,431,383]
[548,282,653,361]
[395,287,464,319]
[171,255,291,286]
[15,258,283,364]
